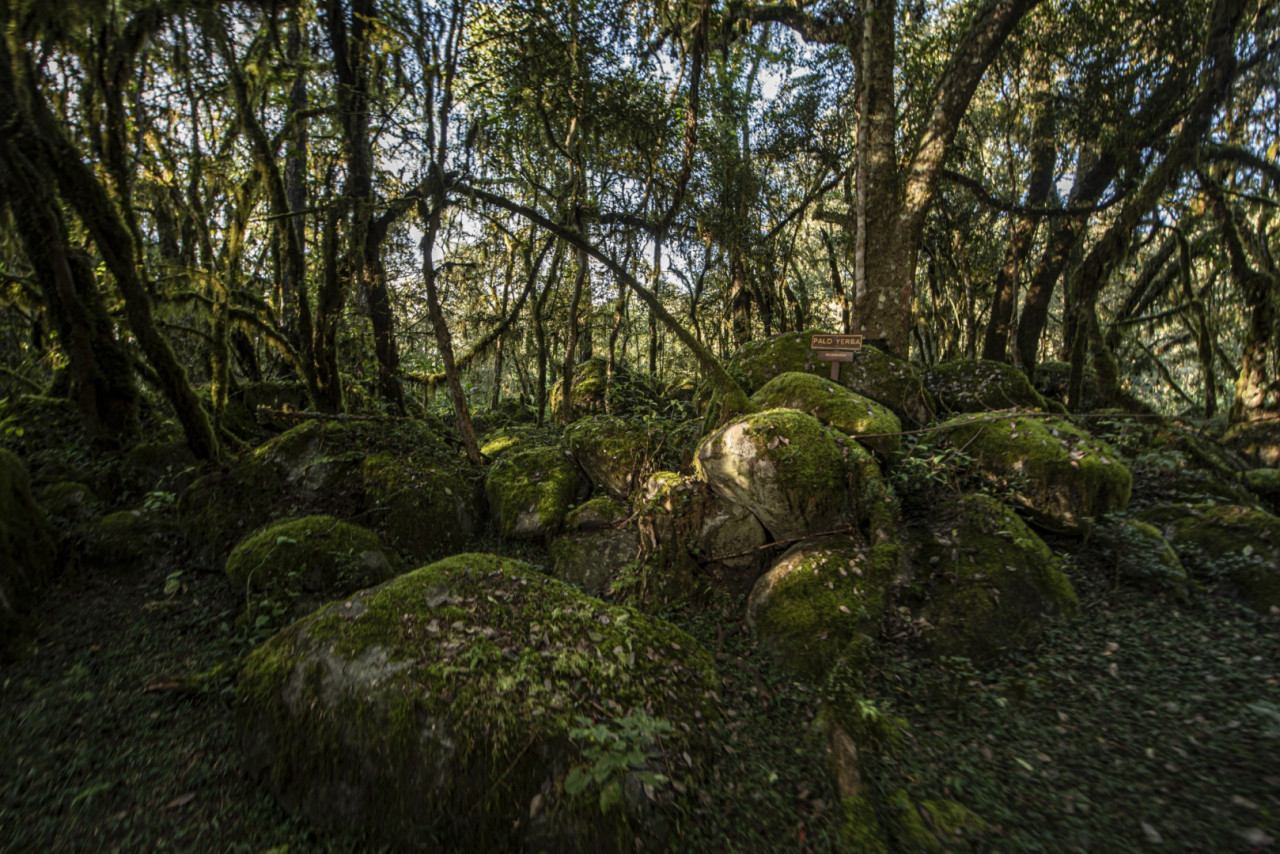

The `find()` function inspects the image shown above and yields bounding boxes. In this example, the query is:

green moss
[1244,468,1280,495]
[886,788,986,852]
[840,792,889,854]
[0,449,57,644]
[485,446,583,539]
[749,535,886,682]
[37,480,99,521]
[938,413,1132,532]
[925,359,1049,414]
[695,408,849,543]
[751,372,903,462]
[565,415,653,498]
[178,457,282,558]
[914,495,1078,661]
[1140,503,1280,611]
[566,496,626,531]
[84,507,179,573]
[549,357,612,423]
[479,426,528,459]
[729,332,934,426]
[225,515,401,604]
[1092,517,1188,598]
[361,451,481,561]
[236,553,720,850]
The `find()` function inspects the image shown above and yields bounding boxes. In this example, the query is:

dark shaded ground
[0,538,843,853]
[2,521,1277,852]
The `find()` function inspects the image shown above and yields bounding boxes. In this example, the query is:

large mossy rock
[236,553,720,851]
[696,409,848,542]
[630,473,770,600]
[747,534,887,681]
[924,359,1051,414]
[0,450,57,644]
[84,508,181,572]
[549,357,668,424]
[935,413,1131,532]
[1138,503,1280,611]
[225,516,402,620]
[550,527,640,596]
[751,372,903,462]
[565,415,659,499]
[1223,420,1280,467]
[728,332,934,427]
[1090,517,1188,598]
[1033,360,1103,411]
[485,446,584,539]
[907,495,1078,660]
[180,418,483,563]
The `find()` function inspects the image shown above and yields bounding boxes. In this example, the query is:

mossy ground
[3,416,1278,852]
[841,550,1280,852]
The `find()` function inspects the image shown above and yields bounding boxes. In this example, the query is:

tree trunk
[982,94,1055,362]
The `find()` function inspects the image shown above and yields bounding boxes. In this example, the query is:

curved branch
[456,183,749,413]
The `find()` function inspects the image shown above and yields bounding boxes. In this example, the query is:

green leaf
[564,767,590,796]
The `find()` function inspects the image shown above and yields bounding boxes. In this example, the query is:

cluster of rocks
[5,333,1280,851]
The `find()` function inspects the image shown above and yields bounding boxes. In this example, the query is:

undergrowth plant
[565,711,673,814]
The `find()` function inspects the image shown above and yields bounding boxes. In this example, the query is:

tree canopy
[1,0,1277,458]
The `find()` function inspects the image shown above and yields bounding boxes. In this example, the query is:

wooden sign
[810,334,863,380]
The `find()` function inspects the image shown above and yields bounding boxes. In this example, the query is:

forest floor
[1,528,1278,852]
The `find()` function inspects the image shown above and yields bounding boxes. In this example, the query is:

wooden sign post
[810,334,864,381]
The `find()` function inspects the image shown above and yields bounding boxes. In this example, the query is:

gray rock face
[696,409,848,542]
[695,495,767,570]
[550,527,640,595]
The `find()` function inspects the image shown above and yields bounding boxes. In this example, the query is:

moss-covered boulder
[935,413,1131,532]
[84,507,183,573]
[122,440,200,495]
[360,451,482,560]
[486,446,584,539]
[696,409,848,542]
[0,450,57,644]
[565,415,658,499]
[1138,503,1280,611]
[479,425,538,460]
[180,418,483,563]
[178,456,283,560]
[924,359,1050,414]
[550,528,640,596]
[566,496,627,531]
[37,480,100,524]
[549,357,612,424]
[236,553,720,851]
[1245,468,1280,498]
[751,372,902,462]
[728,332,935,427]
[225,516,401,618]
[747,534,886,681]
[1091,517,1188,598]
[1223,420,1280,467]
[908,495,1078,660]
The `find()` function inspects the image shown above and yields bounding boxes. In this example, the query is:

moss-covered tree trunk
[0,32,217,461]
